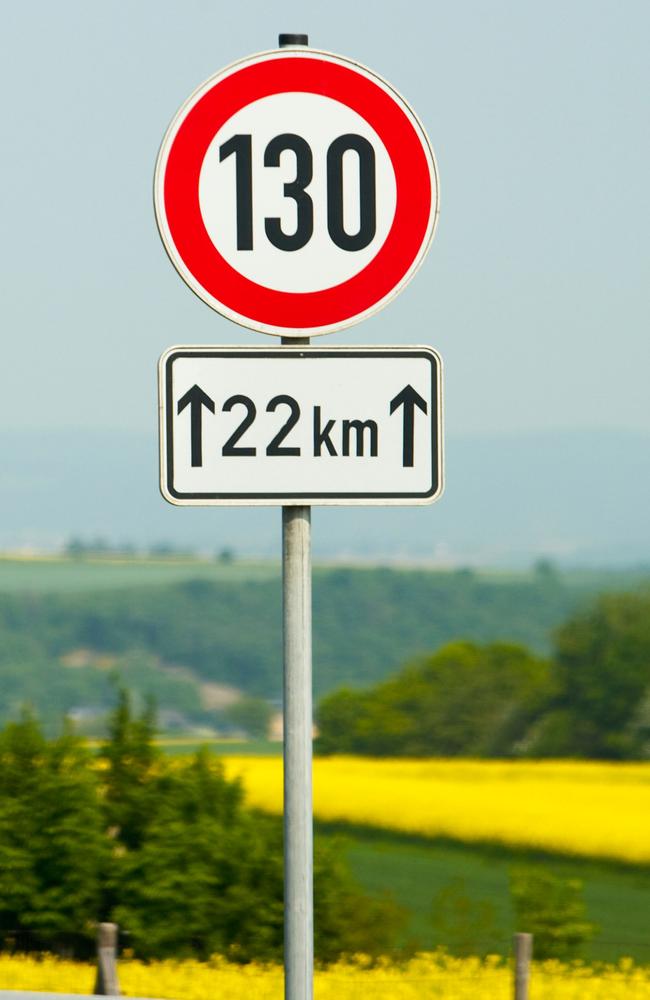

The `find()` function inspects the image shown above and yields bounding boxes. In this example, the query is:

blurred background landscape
[1,0,649,994]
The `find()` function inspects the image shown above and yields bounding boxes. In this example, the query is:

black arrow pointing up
[177,385,215,467]
[389,385,428,468]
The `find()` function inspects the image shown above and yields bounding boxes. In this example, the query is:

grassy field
[153,737,282,757]
[338,828,650,964]
[0,555,279,592]
[0,553,648,595]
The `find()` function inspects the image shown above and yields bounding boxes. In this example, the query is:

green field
[0,556,279,592]
[0,554,648,595]
[326,826,650,964]
[152,737,282,757]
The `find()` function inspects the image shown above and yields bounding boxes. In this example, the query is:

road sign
[154,49,439,336]
[159,346,443,504]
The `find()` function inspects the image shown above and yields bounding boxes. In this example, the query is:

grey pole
[281,355,312,999]
[279,33,313,1000]
[282,502,313,1000]
[513,933,533,1000]
[94,922,120,997]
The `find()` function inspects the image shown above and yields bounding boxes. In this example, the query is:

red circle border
[160,55,434,331]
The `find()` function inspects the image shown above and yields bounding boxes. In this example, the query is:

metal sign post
[281,310,313,1000]
[282,500,313,999]
[276,70,313,998]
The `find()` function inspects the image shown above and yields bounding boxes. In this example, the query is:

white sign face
[154,49,439,336]
[159,347,443,506]
[198,92,397,294]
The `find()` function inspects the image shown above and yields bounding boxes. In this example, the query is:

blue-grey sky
[1,0,648,436]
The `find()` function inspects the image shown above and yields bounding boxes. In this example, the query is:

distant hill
[1,428,649,566]
[0,559,648,730]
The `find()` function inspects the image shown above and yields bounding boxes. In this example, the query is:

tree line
[316,590,650,759]
[0,565,621,729]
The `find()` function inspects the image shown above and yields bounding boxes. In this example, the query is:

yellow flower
[220,756,650,863]
[2,952,650,999]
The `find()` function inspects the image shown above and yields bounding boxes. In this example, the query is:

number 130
[219,132,377,252]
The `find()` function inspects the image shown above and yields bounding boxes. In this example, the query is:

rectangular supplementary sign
[159,346,443,506]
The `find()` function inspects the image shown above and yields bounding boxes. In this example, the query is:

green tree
[317,642,551,757]
[534,591,650,758]
[313,838,407,964]
[533,558,559,584]
[224,696,273,740]
[431,878,499,957]
[100,693,405,962]
[112,749,280,960]
[112,748,405,963]
[0,696,406,963]
[0,715,107,952]
[510,867,597,960]
[100,688,159,849]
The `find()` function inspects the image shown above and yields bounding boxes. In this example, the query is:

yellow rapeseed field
[2,953,650,999]
[220,756,650,863]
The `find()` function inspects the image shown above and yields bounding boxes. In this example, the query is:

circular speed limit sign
[154,49,439,337]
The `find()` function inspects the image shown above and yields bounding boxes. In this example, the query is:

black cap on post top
[278,34,309,47]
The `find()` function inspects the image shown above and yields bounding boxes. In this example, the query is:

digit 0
[327,134,376,251]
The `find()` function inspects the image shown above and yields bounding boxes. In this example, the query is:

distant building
[268,712,318,742]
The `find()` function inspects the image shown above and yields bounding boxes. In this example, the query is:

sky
[1,0,648,441]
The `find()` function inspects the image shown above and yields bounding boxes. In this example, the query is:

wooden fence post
[513,932,532,1000]
[94,922,120,996]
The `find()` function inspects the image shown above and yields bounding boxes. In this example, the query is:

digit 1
[219,134,253,251]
